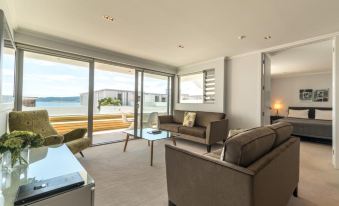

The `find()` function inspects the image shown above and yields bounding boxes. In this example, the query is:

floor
[77,139,339,206]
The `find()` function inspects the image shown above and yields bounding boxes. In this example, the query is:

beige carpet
[77,139,339,206]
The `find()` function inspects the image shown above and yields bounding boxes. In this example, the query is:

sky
[19,55,169,97]
[1,52,202,99]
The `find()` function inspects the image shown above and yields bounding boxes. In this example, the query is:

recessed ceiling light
[238,35,246,40]
[178,44,184,48]
[103,15,114,22]
[264,35,272,40]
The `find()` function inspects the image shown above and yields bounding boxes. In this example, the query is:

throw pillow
[182,112,196,127]
[288,109,309,119]
[220,128,247,160]
[315,109,332,120]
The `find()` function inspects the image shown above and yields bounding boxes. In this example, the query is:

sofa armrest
[63,128,88,142]
[206,119,229,144]
[158,115,174,124]
[44,135,64,146]
[165,144,254,206]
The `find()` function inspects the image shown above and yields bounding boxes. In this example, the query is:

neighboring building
[80,89,168,109]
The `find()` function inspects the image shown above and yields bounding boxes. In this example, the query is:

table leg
[148,140,150,147]
[172,137,176,146]
[123,134,130,152]
[150,141,154,166]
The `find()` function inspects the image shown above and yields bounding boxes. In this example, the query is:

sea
[36,101,81,107]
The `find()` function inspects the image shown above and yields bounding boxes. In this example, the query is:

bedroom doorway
[262,39,333,143]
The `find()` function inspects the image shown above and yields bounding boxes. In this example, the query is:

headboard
[288,107,332,119]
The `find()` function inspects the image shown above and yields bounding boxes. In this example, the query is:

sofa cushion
[267,122,293,147]
[223,127,276,167]
[195,111,225,127]
[159,123,181,133]
[182,112,197,127]
[173,110,185,124]
[178,126,206,138]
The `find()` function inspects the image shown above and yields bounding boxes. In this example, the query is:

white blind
[203,69,215,103]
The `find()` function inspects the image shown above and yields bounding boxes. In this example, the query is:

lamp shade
[273,103,282,110]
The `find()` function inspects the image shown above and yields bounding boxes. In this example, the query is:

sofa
[166,122,300,206]
[8,110,91,156]
[158,110,228,152]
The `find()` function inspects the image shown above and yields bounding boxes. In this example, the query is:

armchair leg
[207,145,212,153]
[168,200,176,206]
[79,151,85,158]
[293,186,298,197]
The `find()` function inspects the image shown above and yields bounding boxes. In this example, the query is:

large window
[0,47,15,106]
[179,73,204,103]
[179,69,215,104]
[92,62,135,144]
[22,52,89,135]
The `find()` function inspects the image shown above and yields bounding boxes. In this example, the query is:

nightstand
[270,115,284,124]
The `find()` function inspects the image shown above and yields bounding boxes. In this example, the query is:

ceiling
[270,40,332,77]
[6,0,339,66]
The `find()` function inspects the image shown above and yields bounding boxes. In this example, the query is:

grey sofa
[166,122,300,206]
[158,110,228,152]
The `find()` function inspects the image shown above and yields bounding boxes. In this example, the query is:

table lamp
[273,103,282,116]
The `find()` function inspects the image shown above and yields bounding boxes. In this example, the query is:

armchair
[8,110,91,156]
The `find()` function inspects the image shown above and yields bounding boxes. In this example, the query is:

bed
[274,107,332,140]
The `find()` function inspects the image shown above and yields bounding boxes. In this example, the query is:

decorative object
[313,89,329,102]
[182,112,197,127]
[299,89,313,101]
[0,131,44,170]
[273,103,282,116]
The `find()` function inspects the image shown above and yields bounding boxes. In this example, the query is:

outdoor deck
[50,114,133,134]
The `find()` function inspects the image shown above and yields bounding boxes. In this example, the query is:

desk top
[0,144,94,206]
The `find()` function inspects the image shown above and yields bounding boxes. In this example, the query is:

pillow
[315,109,332,120]
[267,122,293,147]
[220,129,247,160]
[288,109,309,119]
[182,112,196,127]
[222,127,276,167]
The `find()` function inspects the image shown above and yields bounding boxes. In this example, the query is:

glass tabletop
[124,128,172,141]
[0,144,94,206]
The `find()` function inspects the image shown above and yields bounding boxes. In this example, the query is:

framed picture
[299,89,313,101]
[313,89,329,102]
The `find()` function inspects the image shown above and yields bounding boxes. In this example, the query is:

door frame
[260,35,339,168]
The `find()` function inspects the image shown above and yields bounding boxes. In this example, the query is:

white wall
[175,57,226,113]
[271,73,332,116]
[225,53,262,129]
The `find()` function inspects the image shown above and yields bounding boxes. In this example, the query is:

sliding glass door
[92,62,135,144]
[22,52,89,136]
[18,50,173,145]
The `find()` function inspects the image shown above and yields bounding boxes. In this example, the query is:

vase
[2,147,30,171]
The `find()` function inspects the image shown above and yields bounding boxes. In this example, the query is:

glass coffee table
[123,128,176,166]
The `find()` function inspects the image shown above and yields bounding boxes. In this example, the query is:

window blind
[203,69,215,103]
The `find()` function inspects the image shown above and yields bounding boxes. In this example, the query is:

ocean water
[36,101,81,107]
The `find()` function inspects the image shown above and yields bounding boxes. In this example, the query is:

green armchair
[8,110,91,156]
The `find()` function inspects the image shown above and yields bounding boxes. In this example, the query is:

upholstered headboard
[288,107,332,119]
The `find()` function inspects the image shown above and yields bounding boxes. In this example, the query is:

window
[0,47,15,106]
[155,96,160,102]
[179,73,204,103]
[179,69,215,104]
[22,52,89,135]
[203,69,215,103]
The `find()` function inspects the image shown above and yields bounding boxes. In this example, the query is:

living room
[1,1,339,206]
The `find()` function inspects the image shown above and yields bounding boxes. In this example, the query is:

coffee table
[123,128,176,166]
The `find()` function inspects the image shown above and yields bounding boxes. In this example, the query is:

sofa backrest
[223,122,293,167]
[266,122,293,147]
[173,110,225,127]
[8,110,58,137]
[224,127,276,167]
